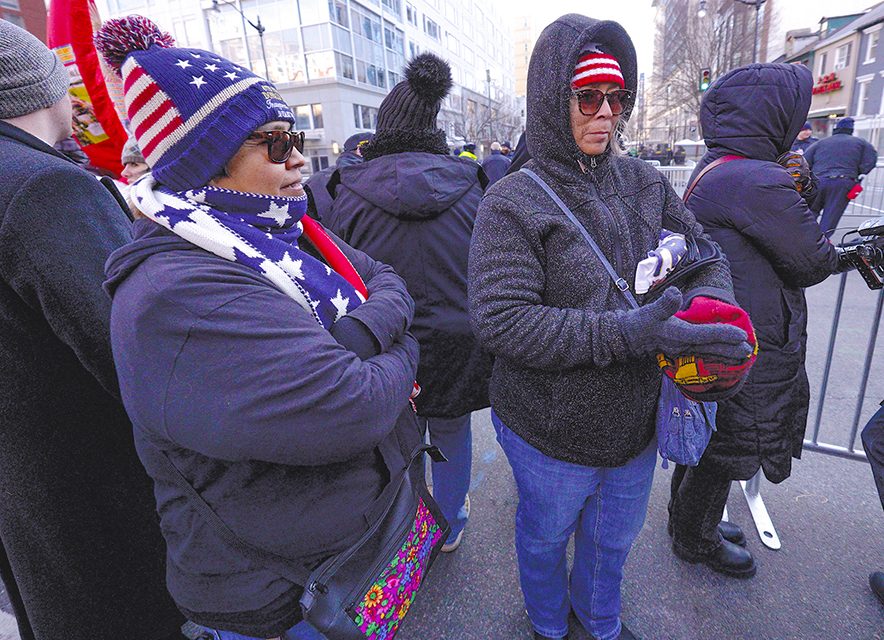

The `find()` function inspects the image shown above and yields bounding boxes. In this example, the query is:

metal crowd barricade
[657,162,883,551]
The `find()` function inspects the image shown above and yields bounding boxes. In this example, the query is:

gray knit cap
[121,136,146,165]
[0,19,70,119]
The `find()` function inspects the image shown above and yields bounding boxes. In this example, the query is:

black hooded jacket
[468,15,734,467]
[305,150,363,221]
[688,64,840,483]
[325,152,492,418]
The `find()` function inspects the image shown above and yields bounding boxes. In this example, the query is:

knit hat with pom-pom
[376,53,452,134]
[94,15,294,191]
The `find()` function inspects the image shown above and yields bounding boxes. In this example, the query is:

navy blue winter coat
[481,150,511,185]
[305,150,363,221]
[690,64,840,483]
[325,152,493,418]
[804,130,877,180]
[104,219,420,637]
[790,135,818,154]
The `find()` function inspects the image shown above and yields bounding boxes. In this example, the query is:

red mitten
[657,296,758,401]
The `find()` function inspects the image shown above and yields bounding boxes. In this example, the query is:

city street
[0,260,881,640]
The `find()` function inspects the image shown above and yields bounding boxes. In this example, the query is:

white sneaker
[441,494,470,553]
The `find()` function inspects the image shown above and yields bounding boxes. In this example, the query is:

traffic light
[699,68,712,92]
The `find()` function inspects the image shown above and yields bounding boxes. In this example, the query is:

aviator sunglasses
[572,89,635,117]
[247,130,306,163]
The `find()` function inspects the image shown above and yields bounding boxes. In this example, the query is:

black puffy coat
[689,64,840,483]
[325,152,493,418]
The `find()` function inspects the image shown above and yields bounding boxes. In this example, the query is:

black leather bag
[156,429,449,640]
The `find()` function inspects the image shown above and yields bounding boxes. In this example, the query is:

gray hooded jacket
[468,14,734,467]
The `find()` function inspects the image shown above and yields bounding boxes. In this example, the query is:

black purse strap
[521,168,639,311]
[153,443,439,587]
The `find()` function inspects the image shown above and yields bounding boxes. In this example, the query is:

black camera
[838,216,884,289]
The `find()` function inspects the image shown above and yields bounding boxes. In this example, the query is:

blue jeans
[492,411,656,640]
[203,621,325,640]
[423,413,473,543]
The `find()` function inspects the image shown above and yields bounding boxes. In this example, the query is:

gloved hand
[620,288,752,361]
[776,151,818,204]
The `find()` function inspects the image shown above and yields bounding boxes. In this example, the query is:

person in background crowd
[459,142,478,161]
[790,121,818,154]
[53,134,117,178]
[325,52,492,554]
[501,140,512,156]
[481,140,512,185]
[805,116,877,237]
[506,130,529,175]
[861,401,884,605]
[671,63,841,579]
[97,16,421,640]
[469,14,749,640]
[0,18,186,640]
[305,130,372,221]
[120,135,150,183]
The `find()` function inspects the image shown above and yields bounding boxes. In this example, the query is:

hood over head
[699,63,812,163]
[339,153,482,221]
[526,14,637,181]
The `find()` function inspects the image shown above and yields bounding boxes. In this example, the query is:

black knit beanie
[363,53,452,160]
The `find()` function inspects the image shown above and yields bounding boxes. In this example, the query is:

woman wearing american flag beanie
[469,14,751,640]
[96,16,424,639]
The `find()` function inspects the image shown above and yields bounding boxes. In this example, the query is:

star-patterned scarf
[131,175,365,330]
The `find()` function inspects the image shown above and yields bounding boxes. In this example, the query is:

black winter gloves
[776,151,819,206]
[620,288,752,362]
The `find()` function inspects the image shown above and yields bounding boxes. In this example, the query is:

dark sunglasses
[247,130,306,163]
[572,89,634,117]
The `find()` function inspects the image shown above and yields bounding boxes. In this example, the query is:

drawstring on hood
[526,14,637,182]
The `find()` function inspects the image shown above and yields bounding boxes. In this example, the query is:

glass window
[352,4,382,42]
[311,156,330,172]
[866,30,879,63]
[408,40,419,58]
[405,3,418,26]
[311,104,324,128]
[834,43,852,70]
[302,24,332,51]
[381,0,401,17]
[384,23,404,54]
[299,0,328,24]
[294,105,312,129]
[306,50,336,80]
[329,0,349,27]
[818,52,827,76]
[423,16,439,40]
[857,80,870,116]
[336,51,355,80]
[261,27,306,84]
[332,24,352,53]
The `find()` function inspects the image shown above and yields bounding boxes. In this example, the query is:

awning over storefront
[808,107,847,118]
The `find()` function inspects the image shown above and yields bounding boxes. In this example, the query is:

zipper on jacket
[586,174,625,278]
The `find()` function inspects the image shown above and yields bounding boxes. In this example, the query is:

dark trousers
[861,403,884,512]
[817,177,855,238]
[668,460,732,557]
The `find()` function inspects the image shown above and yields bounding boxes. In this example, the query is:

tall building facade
[1,0,47,42]
[96,0,517,174]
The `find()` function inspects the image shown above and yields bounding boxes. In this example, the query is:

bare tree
[646,0,776,143]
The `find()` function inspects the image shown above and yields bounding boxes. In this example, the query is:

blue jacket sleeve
[325,226,414,353]
[162,288,420,466]
[804,141,817,168]
[860,140,878,176]
[0,164,130,397]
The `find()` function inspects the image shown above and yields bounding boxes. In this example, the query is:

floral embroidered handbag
[154,416,450,640]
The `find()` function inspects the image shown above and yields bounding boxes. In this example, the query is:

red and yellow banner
[47,0,128,176]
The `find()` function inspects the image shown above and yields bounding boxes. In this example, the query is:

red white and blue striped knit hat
[571,44,625,90]
[95,16,295,191]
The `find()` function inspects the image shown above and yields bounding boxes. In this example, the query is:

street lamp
[733,0,766,64]
[212,0,269,80]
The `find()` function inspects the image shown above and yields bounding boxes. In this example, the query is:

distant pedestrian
[326,52,492,554]
[459,142,478,161]
[805,116,877,237]
[305,130,372,221]
[790,121,818,154]
[673,63,841,580]
[506,131,529,175]
[0,18,184,640]
[501,140,512,156]
[469,14,748,640]
[120,135,150,183]
[481,141,511,185]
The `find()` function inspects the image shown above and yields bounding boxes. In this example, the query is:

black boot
[668,519,746,547]
[534,633,568,640]
[673,539,757,578]
[870,571,884,606]
[717,520,746,547]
